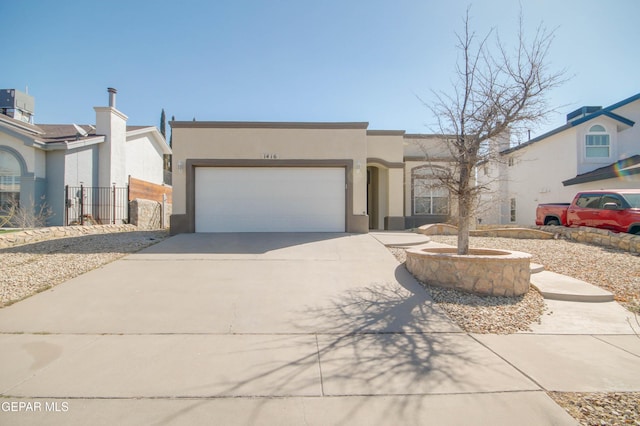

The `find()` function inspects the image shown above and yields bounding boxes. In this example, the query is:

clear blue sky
[3,0,638,138]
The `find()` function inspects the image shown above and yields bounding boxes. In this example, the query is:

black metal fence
[65,185,129,226]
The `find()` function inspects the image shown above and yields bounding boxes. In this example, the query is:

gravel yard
[0,230,168,307]
[548,392,640,426]
[392,235,640,426]
[427,235,640,314]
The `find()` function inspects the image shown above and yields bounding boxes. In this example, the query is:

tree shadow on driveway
[159,266,530,425]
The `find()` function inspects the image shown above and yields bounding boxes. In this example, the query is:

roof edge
[170,121,369,130]
[126,126,171,155]
[562,155,640,186]
[367,130,406,136]
[502,92,640,156]
[602,92,640,112]
[501,123,573,155]
[403,133,452,139]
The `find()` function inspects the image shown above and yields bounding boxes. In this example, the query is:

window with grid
[414,177,449,215]
[585,125,610,158]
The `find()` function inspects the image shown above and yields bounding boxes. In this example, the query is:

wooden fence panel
[128,177,172,204]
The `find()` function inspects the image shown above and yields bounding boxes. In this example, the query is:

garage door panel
[195,167,345,232]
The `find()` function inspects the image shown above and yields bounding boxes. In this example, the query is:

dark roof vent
[566,106,601,123]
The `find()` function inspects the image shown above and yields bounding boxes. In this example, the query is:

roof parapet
[566,106,601,123]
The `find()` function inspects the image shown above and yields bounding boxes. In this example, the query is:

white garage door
[195,167,346,232]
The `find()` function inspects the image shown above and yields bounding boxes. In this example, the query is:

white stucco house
[478,92,640,226]
[0,88,171,226]
[169,121,457,234]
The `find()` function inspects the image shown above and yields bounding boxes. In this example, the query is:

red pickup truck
[536,190,640,234]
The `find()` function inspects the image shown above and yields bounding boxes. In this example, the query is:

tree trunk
[457,160,473,255]
[457,192,472,255]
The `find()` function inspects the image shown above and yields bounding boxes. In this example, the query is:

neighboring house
[478,92,640,226]
[169,121,456,234]
[0,88,171,226]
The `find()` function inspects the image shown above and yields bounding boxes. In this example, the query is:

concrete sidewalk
[0,233,637,425]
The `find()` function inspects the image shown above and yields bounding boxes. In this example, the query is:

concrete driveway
[0,233,579,425]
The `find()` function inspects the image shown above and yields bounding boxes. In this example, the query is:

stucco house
[169,121,455,234]
[478,92,640,226]
[0,88,171,226]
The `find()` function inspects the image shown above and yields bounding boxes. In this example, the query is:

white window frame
[585,124,610,160]
[413,175,449,216]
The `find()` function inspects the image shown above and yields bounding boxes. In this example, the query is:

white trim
[38,136,106,151]
[93,106,128,121]
[583,121,613,162]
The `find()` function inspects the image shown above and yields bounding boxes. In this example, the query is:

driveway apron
[0,233,576,425]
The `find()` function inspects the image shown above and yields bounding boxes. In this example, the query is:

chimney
[107,87,117,108]
[95,88,128,188]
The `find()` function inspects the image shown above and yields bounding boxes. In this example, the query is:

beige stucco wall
[364,133,406,229]
[366,134,404,162]
[171,125,368,217]
[388,168,404,217]
[403,135,452,160]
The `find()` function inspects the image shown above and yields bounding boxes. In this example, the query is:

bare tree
[427,8,565,254]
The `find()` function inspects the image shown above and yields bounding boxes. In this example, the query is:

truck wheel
[629,225,640,235]
[546,218,560,226]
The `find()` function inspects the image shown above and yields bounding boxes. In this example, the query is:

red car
[536,190,640,234]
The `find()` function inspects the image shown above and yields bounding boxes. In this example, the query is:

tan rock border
[418,223,554,239]
[406,247,532,297]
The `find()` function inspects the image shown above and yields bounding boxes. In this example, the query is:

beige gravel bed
[389,247,546,334]
[548,392,640,426]
[0,230,168,307]
[427,235,640,314]
[392,235,640,426]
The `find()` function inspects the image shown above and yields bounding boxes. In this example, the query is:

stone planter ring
[405,247,532,297]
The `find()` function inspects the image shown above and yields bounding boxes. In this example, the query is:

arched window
[585,124,610,158]
[412,167,449,215]
[0,149,21,209]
